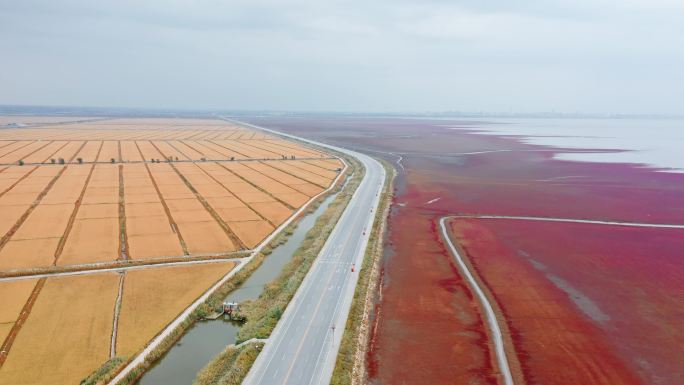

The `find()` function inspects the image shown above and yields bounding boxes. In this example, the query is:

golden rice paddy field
[0,117,343,384]
[0,262,236,385]
[0,117,343,272]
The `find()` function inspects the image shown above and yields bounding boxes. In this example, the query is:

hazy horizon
[2,1,683,114]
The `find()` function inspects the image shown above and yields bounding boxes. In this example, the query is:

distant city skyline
[1,0,683,114]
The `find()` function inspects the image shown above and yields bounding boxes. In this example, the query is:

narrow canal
[138,189,341,385]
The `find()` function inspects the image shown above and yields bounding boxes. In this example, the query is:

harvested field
[0,274,119,385]
[115,262,236,356]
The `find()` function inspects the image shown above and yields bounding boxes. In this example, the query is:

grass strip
[110,155,354,385]
[331,159,395,385]
[80,356,127,385]
[235,156,363,344]
[193,342,265,385]
[192,155,362,385]
[111,252,267,385]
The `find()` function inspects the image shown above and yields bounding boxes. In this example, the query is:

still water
[138,190,340,385]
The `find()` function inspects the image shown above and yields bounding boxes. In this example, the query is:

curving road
[232,119,386,385]
[439,217,515,385]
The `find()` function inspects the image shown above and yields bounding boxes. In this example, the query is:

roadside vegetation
[193,342,264,385]
[331,159,395,385]
[80,357,126,385]
[192,154,363,385]
[103,153,354,385]
[101,253,267,385]
[235,157,362,344]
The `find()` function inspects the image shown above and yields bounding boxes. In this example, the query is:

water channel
[138,190,341,385]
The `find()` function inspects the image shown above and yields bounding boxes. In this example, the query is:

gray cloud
[1,0,682,113]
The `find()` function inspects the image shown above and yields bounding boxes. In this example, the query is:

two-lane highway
[232,119,385,385]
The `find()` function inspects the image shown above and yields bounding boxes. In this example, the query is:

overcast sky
[1,0,683,113]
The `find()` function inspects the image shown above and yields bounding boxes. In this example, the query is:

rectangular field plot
[148,163,236,254]
[0,279,38,342]
[123,164,184,259]
[115,262,235,356]
[0,238,60,271]
[0,118,339,271]
[0,117,343,385]
[0,274,119,385]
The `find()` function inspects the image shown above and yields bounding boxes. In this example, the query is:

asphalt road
[236,121,386,385]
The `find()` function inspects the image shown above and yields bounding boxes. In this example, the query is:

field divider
[153,140,189,161]
[0,253,250,282]
[68,140,89,162]
[167,140,208,162]
[0,141,39,159]
[207,139,251,158]
[0,165,39,197]
[15,140,55,163]
[235,139,286,158]
[174,140,223,161]
[167,161,248,251]
[246,139,328,160]
[287,159,339,179]
[222,162,298,210]
[117,164,130,260]
[40,140,72,164]
[53,144,102,265]
[0,140,51,163]
[241,161,322,202]
[110,272,126,358]
[0,164,70,252]
[0,141,17,151]
[106,150,349,385]
[133,141,190,255]
[200,162,279,228]
[264,160,328,189]
[0,277,46,369]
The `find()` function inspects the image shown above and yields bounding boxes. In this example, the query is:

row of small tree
[17,154,298,166]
